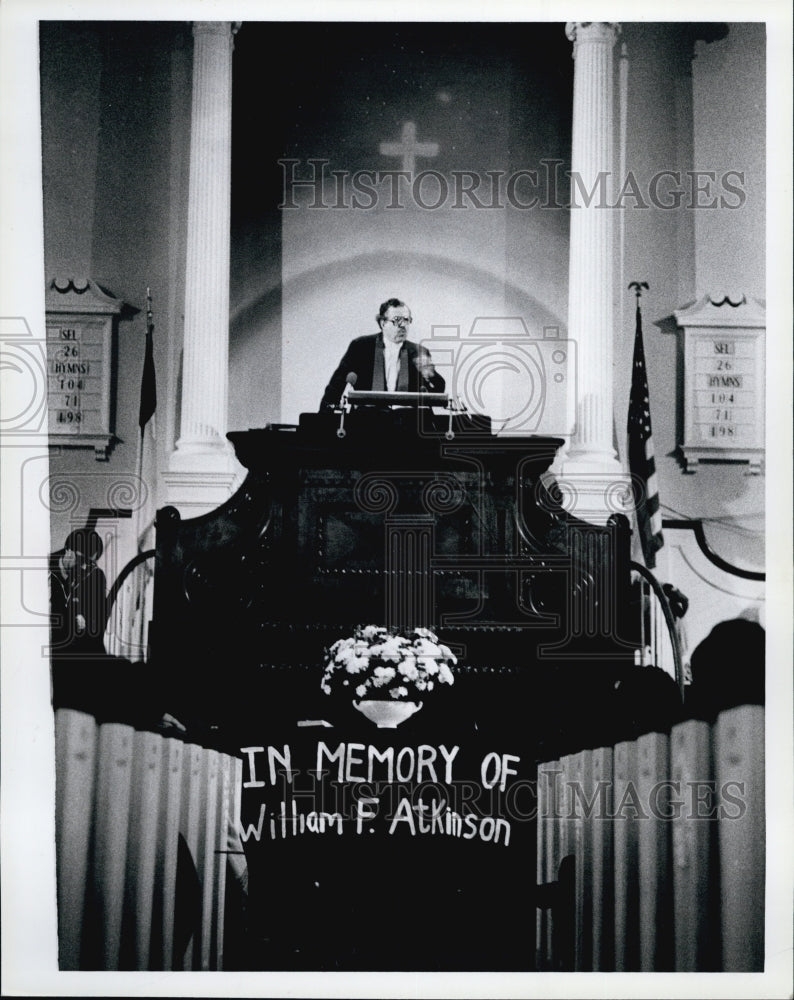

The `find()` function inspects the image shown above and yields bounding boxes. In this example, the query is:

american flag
[136,288,158,552]
[627,291,663,568]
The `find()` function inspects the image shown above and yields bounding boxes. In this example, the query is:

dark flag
[627,286,663,568]
[138,288,156,431]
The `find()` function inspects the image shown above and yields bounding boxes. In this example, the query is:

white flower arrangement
[321,625,457,703]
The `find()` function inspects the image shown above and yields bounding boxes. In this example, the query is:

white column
[165,21,242,516]
[556,22,632,525]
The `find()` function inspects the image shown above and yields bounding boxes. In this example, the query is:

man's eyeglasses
[384,316,412,326]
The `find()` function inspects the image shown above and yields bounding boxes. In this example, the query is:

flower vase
[353,699,423,729]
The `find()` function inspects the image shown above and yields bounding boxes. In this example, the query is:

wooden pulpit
[150,412,643,970]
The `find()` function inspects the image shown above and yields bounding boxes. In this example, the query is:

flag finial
[629,280,649,299]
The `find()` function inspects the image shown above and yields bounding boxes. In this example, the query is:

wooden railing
[54,707,243,970]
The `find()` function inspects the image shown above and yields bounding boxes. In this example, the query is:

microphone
[340,371,357,403]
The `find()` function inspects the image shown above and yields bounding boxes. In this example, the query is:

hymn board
[675,293,765,474]
[45,278,122,460]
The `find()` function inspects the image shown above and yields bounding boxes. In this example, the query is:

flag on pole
[136,288,158,554]
[139,287,157,432]
[627,282,663,568]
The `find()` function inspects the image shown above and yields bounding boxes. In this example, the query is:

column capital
[565,22,621,46]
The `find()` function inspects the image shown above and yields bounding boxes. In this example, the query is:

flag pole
[627,281,647,564]
[135,287,156,553]
[135,430,144,552]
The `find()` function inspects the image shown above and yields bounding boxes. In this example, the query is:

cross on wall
[379,121,439,174]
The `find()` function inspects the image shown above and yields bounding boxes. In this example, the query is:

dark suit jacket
[320,333,445,408]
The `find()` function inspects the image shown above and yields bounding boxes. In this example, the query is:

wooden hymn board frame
[674,294,765,474]
[45,278,123,461]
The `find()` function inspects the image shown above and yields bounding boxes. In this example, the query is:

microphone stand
[336,397,350,439]
[336,374,356,438]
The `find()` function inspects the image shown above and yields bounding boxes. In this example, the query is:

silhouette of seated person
[49,527,108,660]
[685,615,765,719]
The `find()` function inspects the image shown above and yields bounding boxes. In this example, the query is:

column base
[545,458,634,526]
[164,442,245,517]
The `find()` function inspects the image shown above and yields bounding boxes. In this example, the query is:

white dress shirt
[384,340,402,391]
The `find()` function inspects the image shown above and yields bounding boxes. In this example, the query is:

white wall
[693,23,766,301]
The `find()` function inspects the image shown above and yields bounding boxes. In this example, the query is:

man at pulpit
[319,297,445,409]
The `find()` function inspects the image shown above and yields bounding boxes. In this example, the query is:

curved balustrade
[103,549,156,661]
[663,518,765,582]
[629,561,686,697]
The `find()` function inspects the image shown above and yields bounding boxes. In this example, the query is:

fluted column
[556,22,632,525]
[166,21,242,515]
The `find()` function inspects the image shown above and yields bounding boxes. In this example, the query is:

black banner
[238,701,537,971]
